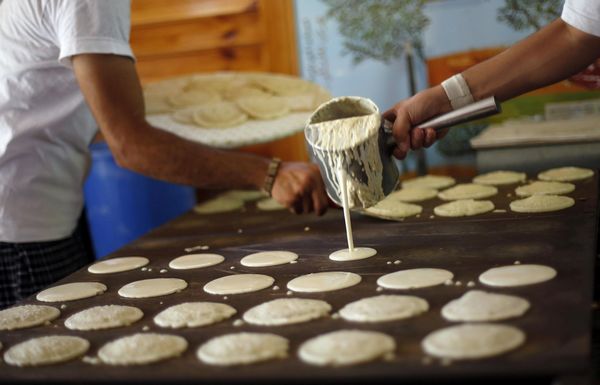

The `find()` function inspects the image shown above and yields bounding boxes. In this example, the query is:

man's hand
[270,162,328,216]
[383,85,452,160]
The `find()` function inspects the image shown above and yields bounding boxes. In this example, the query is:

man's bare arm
[463,19,600,102]
[385,18,600,158]
[72,54,328,214]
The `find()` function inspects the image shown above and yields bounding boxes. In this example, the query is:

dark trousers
[0,214,94,309]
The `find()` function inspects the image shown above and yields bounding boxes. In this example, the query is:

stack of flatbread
[143,72,331,129]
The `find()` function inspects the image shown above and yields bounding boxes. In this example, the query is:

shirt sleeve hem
[59,37,135,67]
[561,3,600,38]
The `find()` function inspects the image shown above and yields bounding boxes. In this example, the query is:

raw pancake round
[422,323,525,360]
[241,251,298,267]
[388,188,438,203]
[538,166,593,182]
[118,278,187,298]
[287,272,361,293]
[98,333,187,365]
[434,199,495,217]
[364,200,422,219]
[329,247,377,261]
[65,305,143,331]
[438,183,498,201]
[4,336,89,367]
[256,197,286,211]
[243,298,331,326]
[479,264,556,287]
[472,170,526,186]
[88,256,149,274]
[169,254,224,270]
[377,268,453,290]
[194,196,244,214]
[402,175,455,190]
[339,295,429,322]
[441,290,530,322]
[36,282,107,302]
[204,274,274,295]
[0,305,60,331]
[515,181,575,197]
[221,190,266,201]
[197,332,288,366]
[154,302,236,328]
[298,330,395,366]
[509,195,574,213]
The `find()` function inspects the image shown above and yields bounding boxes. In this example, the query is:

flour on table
[422,323,525,360]
[256,197,286,211]
[221,190,266,202]
[118,278,187,298]
[377,268,454,290]
[298,329,395,366]
[194,196,244,214]
[88,256,149,274]
[287,272,361,293]
[479,264,556,287]
[197,332,288,366]
[4,336,89,367]
[154,302,236,328]
[98,333,187,365]
[36,282,107,302]
[339,295,429,322]
[243,298,331,326]
[65,305,144,331]
[441,290,530,322]
[203,274,274,295]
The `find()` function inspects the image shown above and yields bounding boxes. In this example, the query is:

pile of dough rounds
[438,183,498,201]
[515,181,575,197]
[434,199,495,217]
[143,72,331,129]
[472,170,526,186]
[538,166,593,182]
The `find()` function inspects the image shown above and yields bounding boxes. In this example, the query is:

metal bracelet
[262,157,281,197]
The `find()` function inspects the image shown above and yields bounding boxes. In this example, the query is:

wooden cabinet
[130,0,307,161]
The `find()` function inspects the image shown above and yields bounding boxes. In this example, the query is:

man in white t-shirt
[385,0,600,158]
[0,0,328,308]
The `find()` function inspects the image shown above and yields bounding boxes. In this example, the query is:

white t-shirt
[0,0,134,242]
[562,0,600,37]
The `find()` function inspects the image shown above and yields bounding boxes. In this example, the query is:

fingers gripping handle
[383,96,501,150]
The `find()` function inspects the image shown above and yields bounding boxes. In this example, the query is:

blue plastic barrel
[84,142,196,258]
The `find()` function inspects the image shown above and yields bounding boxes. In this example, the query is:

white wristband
[441,74,474,110]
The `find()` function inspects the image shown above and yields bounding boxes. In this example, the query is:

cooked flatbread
[192,102,248,128]
[434,199,495,217]
[4,336,89,367]
[0,305,60,331]
[510,195,574,213]
[515,181,575,197]
[168,90,221,108]
[538,166,593,182]
[237,96,289,120]
[472,170,526,186]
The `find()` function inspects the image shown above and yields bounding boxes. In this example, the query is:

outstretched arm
[72,54,328,214]
[385,18,600,159]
